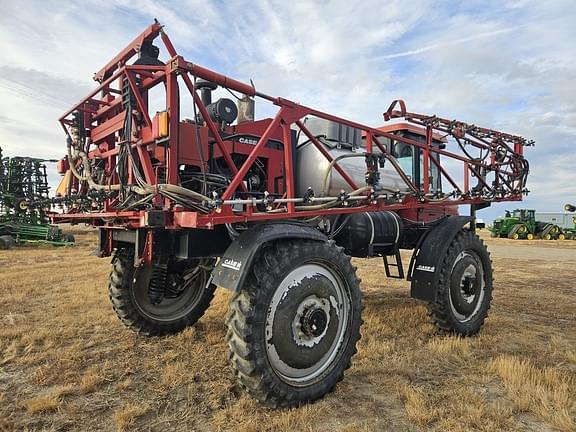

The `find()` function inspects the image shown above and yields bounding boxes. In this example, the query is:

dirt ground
[0,229,574,431]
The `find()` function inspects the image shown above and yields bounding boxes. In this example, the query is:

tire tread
[427,230,493,336]
[225,240,362,408]
[108,249,215,337]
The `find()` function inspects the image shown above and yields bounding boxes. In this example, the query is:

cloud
[374,26,523,60]
[0,66,90,109]
[0,0,574,221]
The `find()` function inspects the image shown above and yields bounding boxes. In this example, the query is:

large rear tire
[226,240,362,407]
[108,249,216,336]
[428,230,493,336]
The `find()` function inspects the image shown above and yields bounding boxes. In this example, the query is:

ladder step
[383,249,405,279]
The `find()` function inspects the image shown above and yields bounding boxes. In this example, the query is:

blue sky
[0,0,575,221]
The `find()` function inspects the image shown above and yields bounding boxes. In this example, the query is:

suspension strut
[148,263,168,304]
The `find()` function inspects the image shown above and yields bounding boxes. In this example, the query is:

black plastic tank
[334,211,403,257]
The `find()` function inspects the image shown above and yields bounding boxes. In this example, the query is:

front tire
[428,230,493,336]
[226,240,362,407]
[108,249,216,336]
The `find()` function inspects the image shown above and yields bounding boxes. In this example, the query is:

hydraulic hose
[68,145,149,194]
[67,145,211,203]
[381,153,420,194]
[296,186,372,211]
[67,139,432,214]
[321,153,365,196]
[319,149,419,197]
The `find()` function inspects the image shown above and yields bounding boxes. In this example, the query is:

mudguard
[409,216,473,302]
[211,222,327,291]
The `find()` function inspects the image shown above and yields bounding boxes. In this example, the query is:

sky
[0,0,575,221]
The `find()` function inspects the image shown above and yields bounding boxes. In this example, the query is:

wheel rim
[448,251,486,323]
[265,263,351,386]
[527,233,534,240]
[131,265,209,322]
[512,233,519,240]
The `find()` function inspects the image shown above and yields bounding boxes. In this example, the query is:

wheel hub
[292,296,331,348]
[460,272,477,297]
[165,273,185,298]
[302,308,327,337]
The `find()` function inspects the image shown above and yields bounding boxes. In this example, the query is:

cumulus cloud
[0,0,574,220]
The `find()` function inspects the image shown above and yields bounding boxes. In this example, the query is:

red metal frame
[54,22,530,231]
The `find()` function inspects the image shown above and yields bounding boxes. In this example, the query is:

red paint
[54,22,529,235]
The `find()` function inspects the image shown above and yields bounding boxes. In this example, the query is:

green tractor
[563,204,576,240]
[491,209,537,240]
[490,208,565,240]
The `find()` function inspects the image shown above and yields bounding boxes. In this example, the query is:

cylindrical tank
[334,211,403,257]
[295,141,411,196]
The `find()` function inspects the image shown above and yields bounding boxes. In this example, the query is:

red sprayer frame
[54,21,530,231]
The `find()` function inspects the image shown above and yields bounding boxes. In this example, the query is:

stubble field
[0,229,574,431]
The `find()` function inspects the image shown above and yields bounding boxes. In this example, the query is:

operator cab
[365,123,456,223]
[374,123,447,194]
[513,209,535,221]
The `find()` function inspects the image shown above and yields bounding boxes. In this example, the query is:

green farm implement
[490,208,568,240]
[0,147,75,248]
[563,204,576,240]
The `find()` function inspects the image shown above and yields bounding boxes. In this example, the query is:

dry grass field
[0,229,574,431]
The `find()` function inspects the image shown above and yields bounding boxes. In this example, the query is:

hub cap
[265,263,350,385]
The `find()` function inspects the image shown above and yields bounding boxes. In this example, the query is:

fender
[211,222,327,291]
[409,216,473,302]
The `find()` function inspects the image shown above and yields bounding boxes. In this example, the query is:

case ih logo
[222,258,242,271]
[238,137,258,145]
[416,265,435,273]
